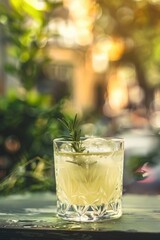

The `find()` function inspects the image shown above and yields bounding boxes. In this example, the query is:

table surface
[0,192,160,240]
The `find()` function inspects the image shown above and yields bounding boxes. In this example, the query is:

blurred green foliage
[0,1,64,194]
[0,0,62,90]
[0,91,65,194]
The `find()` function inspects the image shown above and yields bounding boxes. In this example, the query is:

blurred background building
[0,0,160,194]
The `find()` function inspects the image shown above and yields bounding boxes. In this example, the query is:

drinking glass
[53,137,124,222]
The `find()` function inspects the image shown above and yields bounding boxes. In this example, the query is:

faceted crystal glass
[53,137,124,222]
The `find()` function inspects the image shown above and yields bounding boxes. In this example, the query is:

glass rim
[53,136,124,143]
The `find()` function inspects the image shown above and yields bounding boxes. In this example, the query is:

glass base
[57,199,122,222]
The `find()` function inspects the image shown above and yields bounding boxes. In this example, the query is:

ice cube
[83,137,115,153]
[60,143,73,152]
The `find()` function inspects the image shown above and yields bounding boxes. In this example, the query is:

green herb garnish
[58,114,85,153]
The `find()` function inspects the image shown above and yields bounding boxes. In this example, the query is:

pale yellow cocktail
[54,137,124,222]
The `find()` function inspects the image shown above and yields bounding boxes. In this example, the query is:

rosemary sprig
[58,114,85,152]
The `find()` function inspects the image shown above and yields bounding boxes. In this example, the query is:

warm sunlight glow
[24,0,46,10]
[91,37,125,72]
[76,29,93,46]
[63,0,100,46]
[92,40,109,72]
[107,70,128,113]
[107,37,125,61]
[92,52,109,73]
